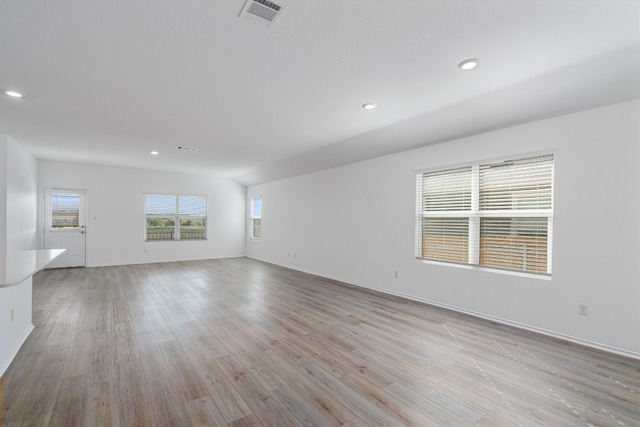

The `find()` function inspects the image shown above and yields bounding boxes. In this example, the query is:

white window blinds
[479,156,553,211]
[145,194,207,241]
[179,196,207,217]
[418,167,472,263]
[478,155,553,273]
[51,193,80,229]
[421,166,472,212]
[417,153,553,275]
[145,195,176,216]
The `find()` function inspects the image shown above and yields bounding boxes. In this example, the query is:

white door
[44,189,86,268]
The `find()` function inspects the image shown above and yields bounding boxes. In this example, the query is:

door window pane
[51,194,80,229]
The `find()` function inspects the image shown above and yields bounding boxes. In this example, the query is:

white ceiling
[1,0,638,186]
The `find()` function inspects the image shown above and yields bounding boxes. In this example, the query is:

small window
[251,196,262,239]
[50,193,80,230]
[416,153,553,275]
[145,194,207,241]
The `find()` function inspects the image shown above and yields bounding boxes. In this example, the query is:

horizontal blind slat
[479,154,553,211]
[421,217,469,262]
[179,196,207,217]
[145,195,177,215]
[422,166,472,212]
[51,194,80,228]
[480,217,548,273]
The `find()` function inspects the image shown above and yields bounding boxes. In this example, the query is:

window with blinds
[416,153,553,275]
[145,194,207,241]
[51,193,80,230]
[419,167,472,263]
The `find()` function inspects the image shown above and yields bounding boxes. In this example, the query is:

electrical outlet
[393,271,398,278]
[578,303,589,316]
[11,308,15,321]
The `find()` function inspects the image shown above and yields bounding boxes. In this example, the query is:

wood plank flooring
[2,257,639,426]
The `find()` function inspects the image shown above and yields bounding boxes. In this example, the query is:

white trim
[0,323,34,376]
[469,164,480,264]
[414,174,423,258]
[416,258,552,280]
[548,158,556,274]
[421,210,552,218]
[382,289,640,361]
[415,148,556,175]
[247,258,639,361]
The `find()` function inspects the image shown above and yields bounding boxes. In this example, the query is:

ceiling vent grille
[175,145,199,152]
[239,0,285,28]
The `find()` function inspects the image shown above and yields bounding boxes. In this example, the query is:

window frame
[250,196,262,240]
[144,193,207,242]
[416,152,554,276]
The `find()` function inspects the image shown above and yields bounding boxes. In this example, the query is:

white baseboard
[0,324,35,377]
[250,257,640,361]
[360,285,640,361]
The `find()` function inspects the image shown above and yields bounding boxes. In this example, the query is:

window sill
[145,239,208,242]
[416,258,551,281]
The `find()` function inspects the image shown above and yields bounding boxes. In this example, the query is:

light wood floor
[1,258,639,426]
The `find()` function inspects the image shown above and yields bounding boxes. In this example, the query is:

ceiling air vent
[175,145,199,152]
[238,0,285,28]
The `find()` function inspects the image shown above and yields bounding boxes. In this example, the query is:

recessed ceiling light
[150,151,159,155]
[3,90,24,98]
[458,58,480,71]
[362,103,377,110]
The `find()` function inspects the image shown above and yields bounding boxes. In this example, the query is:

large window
[251,196,262,239]
[145,194,207,241]
[416,153,553,275]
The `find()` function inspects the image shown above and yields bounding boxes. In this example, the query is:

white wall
[0,276,33,375]
[38,161,246,267]
[247,99,640,358]
[6,137,38,251]
[0,134,38,374]
[0,134,7,251]
[0,134,39,252]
